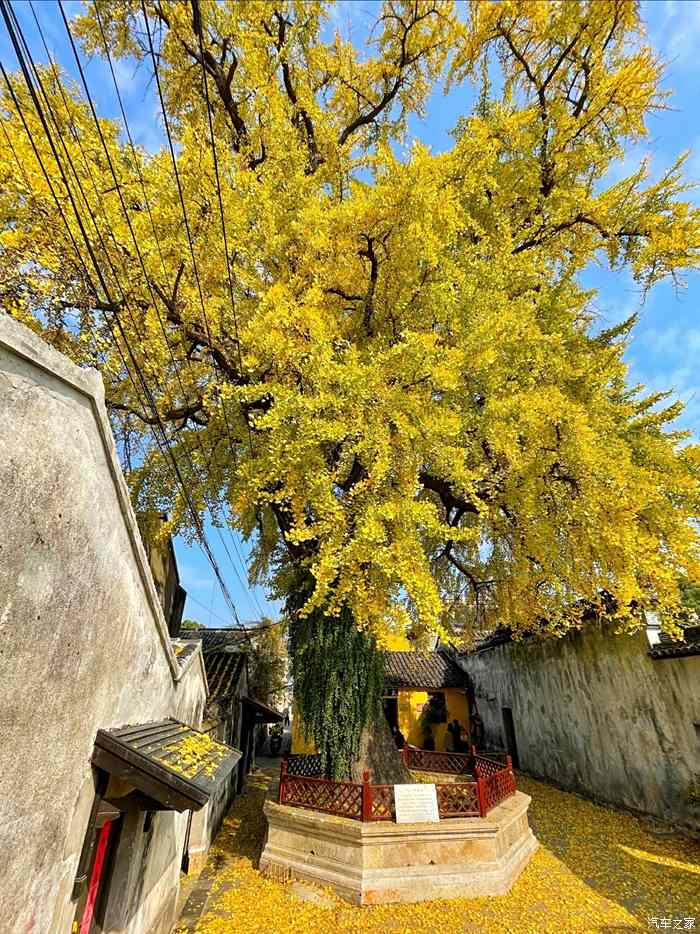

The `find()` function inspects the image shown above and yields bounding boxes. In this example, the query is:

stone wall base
[260,789,537,905]
[186,847,209,877]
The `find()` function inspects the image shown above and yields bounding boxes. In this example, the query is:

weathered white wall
[457,624,700,832]
[0,315,208,934]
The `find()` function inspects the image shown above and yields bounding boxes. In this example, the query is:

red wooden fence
[401,746,472,774]
[278,749,516,822]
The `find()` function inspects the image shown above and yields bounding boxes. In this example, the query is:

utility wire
[1,0,244,630]
[16,0,263,626]
[10,1,163,382]
[185,592,285,632]
[100,0,266,620]
[7,0,266,633]
[55,1,259,622]
[84,0,264,621]
[188,0,267,618]
[191,0,248,405]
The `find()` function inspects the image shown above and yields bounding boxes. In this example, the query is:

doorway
[382,697,398,730]
[74,817,121,933]
[501,707,520,769]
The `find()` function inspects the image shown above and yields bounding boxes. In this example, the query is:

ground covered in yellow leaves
[176,768,699,934]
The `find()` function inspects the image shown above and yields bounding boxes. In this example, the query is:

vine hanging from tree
[287,571,385,781]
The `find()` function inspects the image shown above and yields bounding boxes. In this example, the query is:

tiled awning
[92,719,241,812]
[205,651,246,700]
[649,640,700,660]
[383,650,466,690]
[242,696,284,724]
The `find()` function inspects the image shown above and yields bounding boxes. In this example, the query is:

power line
[6,0,267,634]
[188,0,267,620]
[191,0,248,403]
[1,0,245,631]
[185,592,285,632]
[17,0,264,627]
[116,0,267,621]
[84,0,265,621]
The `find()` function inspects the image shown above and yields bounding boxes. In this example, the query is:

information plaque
[393,782,440,823]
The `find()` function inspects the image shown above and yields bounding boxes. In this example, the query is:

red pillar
[477,776,487,817]
[361,770,373,822]
[79,821,114,934]
[278,758,288,804]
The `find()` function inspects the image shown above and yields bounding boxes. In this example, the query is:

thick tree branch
[149,270,244,383]
[183,0,265,168]
[337,4,442,147]
[513,211,648,254]
[109,398,209,428]
[325,287,364,303]
[271,10,324,174]
[358,235,379,335]
[418,471,480,515]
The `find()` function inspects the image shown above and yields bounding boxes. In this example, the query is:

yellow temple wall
[397,688,470,750]
[290,705,316,754]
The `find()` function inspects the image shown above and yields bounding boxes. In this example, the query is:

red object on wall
[79,820,113,934]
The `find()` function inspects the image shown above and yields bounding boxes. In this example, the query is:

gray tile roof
[649,625,700,660]
[383,650,465,690]
[204,651,246,700]
[180,627,248,653]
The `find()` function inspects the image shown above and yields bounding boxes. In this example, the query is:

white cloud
[643,0,700,62]
[177,562,215,593]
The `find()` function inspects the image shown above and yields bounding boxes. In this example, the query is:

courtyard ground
[175,767,699,934]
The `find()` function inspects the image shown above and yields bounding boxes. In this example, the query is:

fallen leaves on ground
[176,769,699,934]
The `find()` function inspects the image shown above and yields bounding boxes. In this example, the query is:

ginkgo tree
[2,0,700,778]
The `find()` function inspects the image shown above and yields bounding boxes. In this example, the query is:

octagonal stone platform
[259,787,537,905]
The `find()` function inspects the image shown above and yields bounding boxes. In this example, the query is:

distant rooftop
[383,650,465,690]
[203,651,246,700]
[649,624,700,660]
[179,627,249,653]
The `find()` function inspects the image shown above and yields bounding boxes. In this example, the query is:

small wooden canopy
[92,719,241,812]
[242,696,284,724]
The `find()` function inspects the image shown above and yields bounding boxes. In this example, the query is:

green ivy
[287,571,384,780]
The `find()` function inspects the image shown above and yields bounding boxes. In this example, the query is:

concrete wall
[456,624,700,831]
[189,665,249,871]
[0,315,209,934]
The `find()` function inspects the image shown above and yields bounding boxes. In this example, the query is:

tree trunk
[350,708,413,784]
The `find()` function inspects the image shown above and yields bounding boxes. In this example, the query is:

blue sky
[3,1,700,627]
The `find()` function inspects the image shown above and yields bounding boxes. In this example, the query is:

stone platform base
[259,788,537,905]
